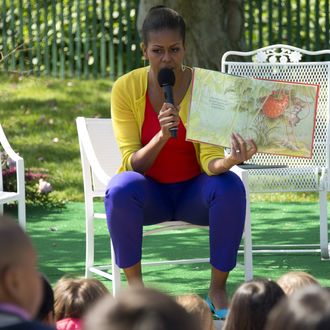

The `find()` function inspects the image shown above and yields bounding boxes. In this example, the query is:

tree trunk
[137,0,246,70]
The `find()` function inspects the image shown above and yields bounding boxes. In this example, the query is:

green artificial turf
[23,201,330,298]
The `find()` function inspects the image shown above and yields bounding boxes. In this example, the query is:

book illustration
[186,68,319,158]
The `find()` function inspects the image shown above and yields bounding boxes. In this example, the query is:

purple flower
[7,157,16,169]
[25,170,48,181]
[2,167,17,177]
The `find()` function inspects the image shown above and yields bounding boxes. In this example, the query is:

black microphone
[157,68,177,138]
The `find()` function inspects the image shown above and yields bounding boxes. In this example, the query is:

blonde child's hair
[277,271,320,296]
[54,277,109,321]
[176,294,215,330]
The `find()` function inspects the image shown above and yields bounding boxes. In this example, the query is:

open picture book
[186,67,320,158]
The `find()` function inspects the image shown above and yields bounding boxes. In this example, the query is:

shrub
[1,151,66,209]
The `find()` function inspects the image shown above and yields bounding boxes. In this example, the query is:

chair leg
[319,188,329,259]
[244,193,253,281]
[0,204,3,216]
[85,209,95,278]
[111,239,121,296]
[18,199,26,230]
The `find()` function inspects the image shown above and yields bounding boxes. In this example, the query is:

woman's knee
[105,171,146,205]
[208,171,245,196]
[225,171,246,197]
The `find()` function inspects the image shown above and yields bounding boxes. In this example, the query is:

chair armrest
[230,165,248,183]
[91,160,111,187]
[0,125,25,193]
[0,125,23,162]
[82,141,111,186]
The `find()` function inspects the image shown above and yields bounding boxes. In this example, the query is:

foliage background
[0,1,329,79]
[245,0,330,53]
[0,0,141,78]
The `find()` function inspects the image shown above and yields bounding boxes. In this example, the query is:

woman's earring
[181,62,186,72]
[143,57,149,67]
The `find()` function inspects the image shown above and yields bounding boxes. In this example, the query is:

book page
[186,67,319,158]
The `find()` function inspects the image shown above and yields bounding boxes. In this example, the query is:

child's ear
[2,265,21,300]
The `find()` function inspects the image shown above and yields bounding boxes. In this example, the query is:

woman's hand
[158,103,180,139]
[226,132,257,167]
[208,133,257,175]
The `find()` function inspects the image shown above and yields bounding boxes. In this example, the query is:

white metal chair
[0,124,26,229]
[76,116,253,296]
[221,44,330,259]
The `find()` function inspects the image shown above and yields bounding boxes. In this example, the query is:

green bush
[1,151,66,208]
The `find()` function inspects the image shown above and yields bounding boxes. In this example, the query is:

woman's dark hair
[223,278,285,330]
[36,274,54,322]
[141,6,186,46]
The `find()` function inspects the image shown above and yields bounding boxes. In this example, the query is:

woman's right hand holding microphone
[158,102,180,139]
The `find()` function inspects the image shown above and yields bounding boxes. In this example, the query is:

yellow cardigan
[110,67,224,175]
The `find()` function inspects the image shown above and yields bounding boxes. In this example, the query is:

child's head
[35,274,55,326]
[176,294,215,330]
[265,285,330,330]
[0,215,42,318]
[223,278,285,330]
[277,271,320,296]
[84,287,199,330]
[54,277,108,321]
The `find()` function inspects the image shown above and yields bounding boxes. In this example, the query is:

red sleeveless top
[141,94,201,183]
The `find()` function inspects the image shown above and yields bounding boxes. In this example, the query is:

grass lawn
[0,73,113,202]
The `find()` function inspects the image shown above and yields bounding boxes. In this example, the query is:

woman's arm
[208,133,257,175]
[111,78,142,172]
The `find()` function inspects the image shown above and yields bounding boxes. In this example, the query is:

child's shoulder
[56,317,82,330]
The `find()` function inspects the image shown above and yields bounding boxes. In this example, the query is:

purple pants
[104,171,246,272]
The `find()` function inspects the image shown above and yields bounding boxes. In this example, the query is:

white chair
[76,116,253,296]
[0,124,26,229]
[221,44,330,259]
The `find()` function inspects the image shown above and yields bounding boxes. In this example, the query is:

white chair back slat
[84,118,121,195]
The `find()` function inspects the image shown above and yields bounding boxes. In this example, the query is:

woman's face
[143,29,185,76]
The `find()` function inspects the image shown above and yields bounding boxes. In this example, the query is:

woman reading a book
[105,6,257,319]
